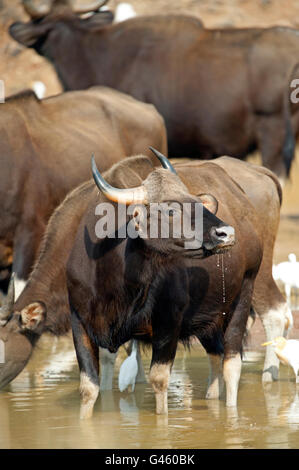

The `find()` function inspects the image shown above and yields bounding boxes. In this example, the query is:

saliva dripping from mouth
[217,253,226,316]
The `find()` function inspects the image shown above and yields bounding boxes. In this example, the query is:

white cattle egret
[272,253,299,306]
[114,3,136,23]
[262,337,299,382]
[118,340,139,392]
[31,81,46,99]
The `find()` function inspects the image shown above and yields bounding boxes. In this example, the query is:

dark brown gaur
[65,151,279,417]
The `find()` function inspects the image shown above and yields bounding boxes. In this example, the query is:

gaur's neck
[41,29,110,91]
[41,24,143,91]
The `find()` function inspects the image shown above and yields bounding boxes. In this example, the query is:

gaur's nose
[210,225,235,246]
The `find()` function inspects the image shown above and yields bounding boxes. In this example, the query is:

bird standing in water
[118,340,139,392]
[262,337,299,383]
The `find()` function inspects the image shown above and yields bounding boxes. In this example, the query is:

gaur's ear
[198,193,218,215]
[20,302,46,331]
[9,22,51,47]
[80,10,114,31]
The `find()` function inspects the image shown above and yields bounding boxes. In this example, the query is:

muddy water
[1,336,299,449]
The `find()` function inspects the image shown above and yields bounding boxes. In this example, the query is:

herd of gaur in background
[0,0,297,418]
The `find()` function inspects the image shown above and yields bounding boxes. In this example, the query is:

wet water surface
[1,336,299,449]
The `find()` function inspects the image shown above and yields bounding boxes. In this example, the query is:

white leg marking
[206,354,224,399]
[99,348,117,391]
[14,277,27,300]
[149,363,171,415]
[223,353,242,407]
[79,372,100,419]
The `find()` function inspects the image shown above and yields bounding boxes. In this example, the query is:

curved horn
[0,273,15,325]
[149,147,177,174]
[91,155,147,205]
[72,0,109,14]
[22,0,51,19]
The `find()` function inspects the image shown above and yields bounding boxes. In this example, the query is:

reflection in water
[1,335,299,448]
[262,381,299,448]
[284,392,299,430]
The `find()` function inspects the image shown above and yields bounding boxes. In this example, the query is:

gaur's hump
[6,89,39,103]
[104,155,155,189]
